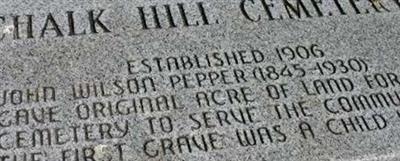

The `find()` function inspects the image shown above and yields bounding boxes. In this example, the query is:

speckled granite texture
[0,0,400,161]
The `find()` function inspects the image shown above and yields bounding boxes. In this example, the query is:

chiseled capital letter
[0,17,5,40]
[240,0,261,22]
[88,9,112,33]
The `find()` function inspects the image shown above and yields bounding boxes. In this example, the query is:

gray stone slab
[1,0,400,160]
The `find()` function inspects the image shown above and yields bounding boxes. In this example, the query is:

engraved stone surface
[1,0,400,161]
